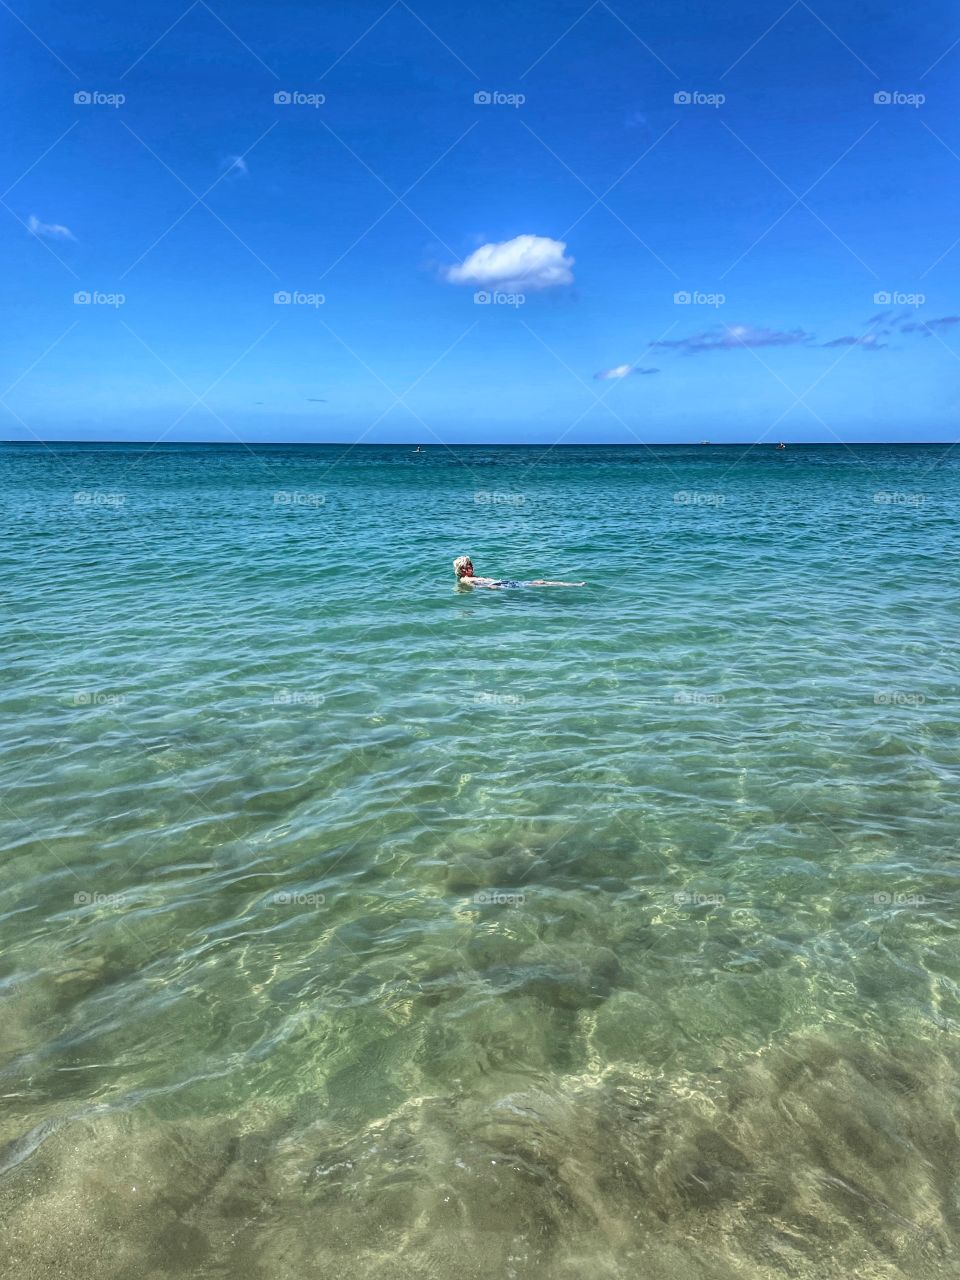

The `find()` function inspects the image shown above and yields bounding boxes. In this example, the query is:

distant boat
[699,440,710,445]
[776,441,786,450]
[412,445,423,454]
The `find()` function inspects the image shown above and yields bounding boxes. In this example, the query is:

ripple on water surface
[1,444,959,1278]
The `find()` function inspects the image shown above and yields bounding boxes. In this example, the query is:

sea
[1,441,958,1278]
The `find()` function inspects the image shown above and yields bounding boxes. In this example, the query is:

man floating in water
[453,556,585,589]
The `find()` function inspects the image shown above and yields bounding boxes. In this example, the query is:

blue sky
[3,0,959,443]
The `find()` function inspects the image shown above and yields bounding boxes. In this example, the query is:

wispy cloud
[222,154,249,178]
[822,333,887,349]
[867,307,911,329]
[28,214,75,241]
[843,310,960,345]
[641,310,958,361]
[652,324,812,355]
[594,364,659,380]
[625,110,650,131]
[900,315,960,334]
[444,234,574,291]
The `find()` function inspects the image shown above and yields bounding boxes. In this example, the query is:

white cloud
[28,214,75,241]
[594,364,659,380]
[444,234,573,291]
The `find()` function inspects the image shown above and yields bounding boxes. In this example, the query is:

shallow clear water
[1,441,959,1278]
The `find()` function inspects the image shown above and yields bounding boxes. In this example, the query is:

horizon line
[2,439,957,448]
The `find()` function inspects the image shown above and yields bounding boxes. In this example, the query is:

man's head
[453,555,474,579]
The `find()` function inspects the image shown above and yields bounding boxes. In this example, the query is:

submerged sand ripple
[1,1031,956,1280]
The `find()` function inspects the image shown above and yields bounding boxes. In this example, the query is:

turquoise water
[2,441,959,1278]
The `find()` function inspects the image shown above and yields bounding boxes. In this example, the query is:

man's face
[459,560,474,578]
